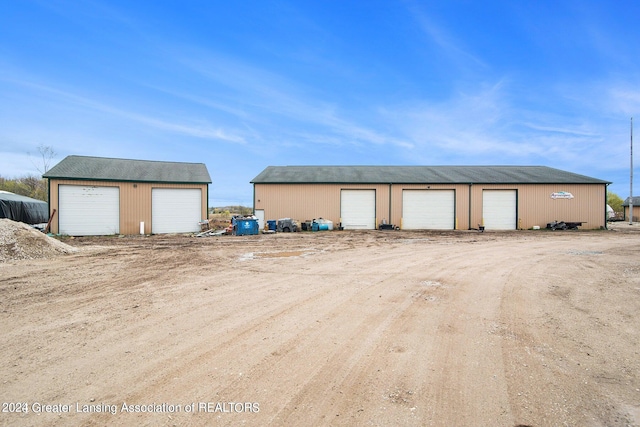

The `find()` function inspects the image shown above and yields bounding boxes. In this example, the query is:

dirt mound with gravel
[0,219,77,262]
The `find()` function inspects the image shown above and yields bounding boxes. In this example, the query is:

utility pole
[630,117,634,225]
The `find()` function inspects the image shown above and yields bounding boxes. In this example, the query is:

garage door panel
[59,185,120,236]
[483,190,516,230]
[403,190,454,230]
[152,188,201,234]
[341,190,375,229]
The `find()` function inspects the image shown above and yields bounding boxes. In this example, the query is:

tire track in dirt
[264,273,427,426]
[1,246,223,395]
[397,240,521,427]
[499,235,640,427]
[79,258,380,425]
[268,277,451,426]
[2,249,331,417]
[81,243,447,426]
[3,231,640,427]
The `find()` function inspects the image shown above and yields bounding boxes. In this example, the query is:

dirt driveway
[1,225,639,426]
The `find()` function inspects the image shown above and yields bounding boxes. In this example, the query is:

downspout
[47,177,51,232]
[252,184,256,214]
[605,183,609,230]
[389,183,392,225]
[47,177,51,214]
[468,183,472,230]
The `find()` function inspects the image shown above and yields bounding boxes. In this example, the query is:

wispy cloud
[0,75,247,144]
[377,79,615,173]
[520,122,599,137]
[172,47,414,150]
[607,87,640,117]
[404,2,488,70]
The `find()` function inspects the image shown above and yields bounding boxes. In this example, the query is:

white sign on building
[551,191,574,199]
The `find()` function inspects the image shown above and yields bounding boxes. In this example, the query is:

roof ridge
[66,155,207,166]
[251,165,610,184]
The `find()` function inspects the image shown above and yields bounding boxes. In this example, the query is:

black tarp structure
[0,192,49,224]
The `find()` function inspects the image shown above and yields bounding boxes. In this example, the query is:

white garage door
[341,190,376,229]
[152,188,202,234]
[483,190,517,230]
[402,190,455,229]
[59,185,120,236]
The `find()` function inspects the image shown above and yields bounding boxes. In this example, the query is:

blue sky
[1,1,639,206]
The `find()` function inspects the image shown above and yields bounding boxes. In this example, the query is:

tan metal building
[251,166,610,230]
[623,197,640,222]
[44,156,211,235]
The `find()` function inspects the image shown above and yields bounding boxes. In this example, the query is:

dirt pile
[0,219,77,262]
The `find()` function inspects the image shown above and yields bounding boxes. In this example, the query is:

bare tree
[26,145,56,202]
[30,145,57,175]
[20,175,47,200]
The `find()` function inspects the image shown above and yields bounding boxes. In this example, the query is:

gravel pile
[0,219,77,262]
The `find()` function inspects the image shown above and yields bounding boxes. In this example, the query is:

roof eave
[45,176,211,184]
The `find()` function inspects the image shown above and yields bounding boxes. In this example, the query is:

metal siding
[482,190,517,230]
[254,182,606,231]
[50,181,122,234]
[392,184,468,230]
[626,206,640,222]
[254,183,389,226]
[254,183,339,223]
[49,181,59,234]
[59,185,120,235]
[623,198,640,221]
[517,184,605,229]
[402,190,455,229]
[474,184,606,230]
[119,182,206,234]
[152,188,202,234]
[341,189,376,229]
[48,179,207,235]
[119,182,151,235]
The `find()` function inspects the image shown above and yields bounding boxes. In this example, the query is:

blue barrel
[312,220,329,231]
[267,220,277,231]
[316,218,333,230]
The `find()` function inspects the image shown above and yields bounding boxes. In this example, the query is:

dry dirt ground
[1,224,640,427]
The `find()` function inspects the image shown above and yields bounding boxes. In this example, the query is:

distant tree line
[0,175,47,201]
[0,145,56,202]
[209,206,253,216]
[607,192,623,214]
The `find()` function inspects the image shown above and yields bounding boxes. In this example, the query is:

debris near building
[546,220,585,230]
[0,219,77,262]
[276,218,297,233]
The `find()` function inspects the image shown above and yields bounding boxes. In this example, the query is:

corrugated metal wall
[390,184,469,229]
[49,180,208,234]
[624,206,640,222]
[254,184,390,226]
[255,182,607,230]
[471,184,606,230]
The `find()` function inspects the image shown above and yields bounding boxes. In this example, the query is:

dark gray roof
[251,166,609,185]
[623,197,640,206]
[44,156,211,183]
